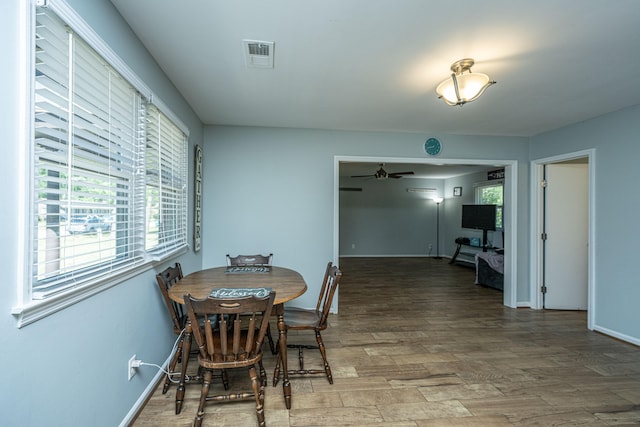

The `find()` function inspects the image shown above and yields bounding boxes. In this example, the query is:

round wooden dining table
[168,265,307,411]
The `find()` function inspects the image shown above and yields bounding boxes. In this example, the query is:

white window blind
[20,2,188,318]
[145,104,188,259]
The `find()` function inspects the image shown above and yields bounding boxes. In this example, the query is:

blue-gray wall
[530,105,640,342]
[201,127,529,309]
[338,169,504,259]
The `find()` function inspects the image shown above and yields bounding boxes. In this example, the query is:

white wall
[0,1,204,425]
[530,104,640,342]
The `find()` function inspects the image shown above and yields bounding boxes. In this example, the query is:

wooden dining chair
[225,253,277,354]
[273,262,342,385]
[155,263,227,414]
[155,263,188,395]
[184,291,275,427]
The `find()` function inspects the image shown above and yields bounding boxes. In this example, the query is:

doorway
[334,155,519,309]
[531,150,594,329]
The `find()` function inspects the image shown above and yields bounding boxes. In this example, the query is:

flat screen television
[461,204,497,231]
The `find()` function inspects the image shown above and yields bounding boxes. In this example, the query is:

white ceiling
[110,0,640,139]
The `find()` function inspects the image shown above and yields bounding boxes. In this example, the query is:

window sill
[12,246,188,327]
[12,261,152,328]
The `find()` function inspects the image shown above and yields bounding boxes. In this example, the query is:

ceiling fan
[351,163,415,180]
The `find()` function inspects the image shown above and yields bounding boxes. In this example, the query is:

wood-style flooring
[132,257,640,426]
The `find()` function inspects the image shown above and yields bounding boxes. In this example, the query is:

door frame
[334,155,519,309]
[530,149,595,329]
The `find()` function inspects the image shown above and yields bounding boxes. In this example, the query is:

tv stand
[449,233,494,265]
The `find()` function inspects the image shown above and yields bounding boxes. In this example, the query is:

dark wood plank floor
[132,257,640,426]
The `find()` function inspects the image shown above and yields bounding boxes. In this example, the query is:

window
[475,180,504,230]
[145,104,188,257]
[15,1,188,326]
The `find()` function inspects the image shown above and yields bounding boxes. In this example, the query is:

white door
[543,162,588,309]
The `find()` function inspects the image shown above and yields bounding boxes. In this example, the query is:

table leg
[276,304,292,409]
[175,321,192,414]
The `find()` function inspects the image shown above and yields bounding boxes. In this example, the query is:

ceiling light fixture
[436,58,495,106]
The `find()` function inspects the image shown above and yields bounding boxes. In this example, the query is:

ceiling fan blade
[351,165,414,179]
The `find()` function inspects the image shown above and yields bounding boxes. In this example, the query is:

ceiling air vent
[242,40,274,69]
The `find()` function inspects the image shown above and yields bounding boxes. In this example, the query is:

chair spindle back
[156,263,186,334]
[226,253,273,267]
[184,293,276,364]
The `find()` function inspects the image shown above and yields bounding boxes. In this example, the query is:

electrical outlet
[428,243,433,250]
[128,354,138,381]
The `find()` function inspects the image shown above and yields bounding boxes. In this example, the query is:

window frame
[13,0,189,327]
[474,179,504,231]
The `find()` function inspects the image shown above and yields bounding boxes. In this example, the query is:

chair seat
[283,307,321,328]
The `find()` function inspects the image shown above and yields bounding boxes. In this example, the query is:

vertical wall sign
[193,145,202,252]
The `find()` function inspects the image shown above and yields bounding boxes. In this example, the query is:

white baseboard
[593,324,640,346]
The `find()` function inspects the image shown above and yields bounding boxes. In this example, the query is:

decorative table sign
[225,266,272,274]
[209,287,273,298]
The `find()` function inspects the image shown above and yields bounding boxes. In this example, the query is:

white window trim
[473,179,505,203]
[13,0,189,327]
[473,179,504,231]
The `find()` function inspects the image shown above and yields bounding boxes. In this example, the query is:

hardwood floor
[132,257,640,426]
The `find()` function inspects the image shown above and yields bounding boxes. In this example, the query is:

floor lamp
[432,197,443,259]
